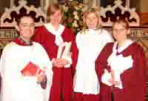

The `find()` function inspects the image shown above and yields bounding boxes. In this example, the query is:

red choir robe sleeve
[33,27,44,45]
[95,43,113,80]
[62,27,75,42]
[95,43,113,101]
[119,43,147,101]
[33,26,58,59]
[71,38,78,77]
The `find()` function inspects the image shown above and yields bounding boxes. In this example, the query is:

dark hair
[16,15,34,25]
[113,19,129,29]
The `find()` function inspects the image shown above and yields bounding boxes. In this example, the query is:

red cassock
[33,25,75,101]
[95,42,147,101]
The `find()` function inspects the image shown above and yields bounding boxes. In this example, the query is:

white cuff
[114,72,123,89]
[64,56,72,68]
[101,69,113,86]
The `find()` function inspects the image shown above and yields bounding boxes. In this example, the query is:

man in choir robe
[33,4,75,101]
[95,19,147,101]
[0,15,53,101]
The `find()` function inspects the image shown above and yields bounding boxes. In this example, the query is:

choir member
[72,7,113,101]
[33,3,75,101]
[96,19,147,101]
[0,15,53,101]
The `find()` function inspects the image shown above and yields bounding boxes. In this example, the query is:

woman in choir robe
[33,3,75,101]
[71,7,113,101]
[95,19,147,101]
[0,15,53,101]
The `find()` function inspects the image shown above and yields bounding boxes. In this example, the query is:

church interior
[0,0,148,100]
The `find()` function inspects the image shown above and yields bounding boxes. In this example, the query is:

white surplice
[0,42,53,101]
[74,29,113,94]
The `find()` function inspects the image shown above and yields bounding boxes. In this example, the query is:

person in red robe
[95,19,147,101]
[71,7,113,101]
[33,3,75,101]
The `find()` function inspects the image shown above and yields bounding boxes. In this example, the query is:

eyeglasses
[113,28,127,32]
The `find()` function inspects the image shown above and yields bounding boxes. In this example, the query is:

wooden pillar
[0,0,10,15]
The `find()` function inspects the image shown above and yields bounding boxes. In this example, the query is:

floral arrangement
[62,0,86,33]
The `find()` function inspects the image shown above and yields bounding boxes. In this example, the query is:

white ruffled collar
[44,23,65,36]
[44,23,65,46]
[114,39,133,54]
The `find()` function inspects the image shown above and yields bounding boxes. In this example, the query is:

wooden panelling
[139,12,148,26]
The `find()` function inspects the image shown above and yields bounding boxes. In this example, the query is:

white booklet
[57,42,71,59]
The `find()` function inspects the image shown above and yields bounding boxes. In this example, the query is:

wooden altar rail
[139,12,148,26]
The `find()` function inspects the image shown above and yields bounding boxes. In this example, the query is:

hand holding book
[54,42,72,68]
[21,62,47,89]
[52,58,69,68]
[57,42,71,59]
[21,62,43,76]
